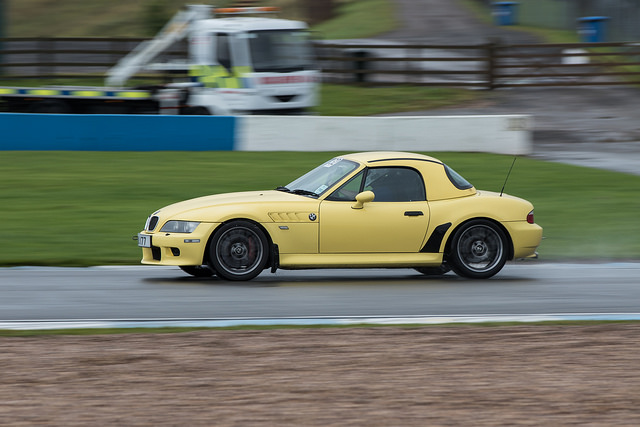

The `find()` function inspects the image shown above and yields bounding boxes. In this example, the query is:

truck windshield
[247,29,315,72]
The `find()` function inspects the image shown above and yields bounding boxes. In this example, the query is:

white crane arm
[106,5,211,87]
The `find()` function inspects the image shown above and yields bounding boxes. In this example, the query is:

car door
[319,167,429,253]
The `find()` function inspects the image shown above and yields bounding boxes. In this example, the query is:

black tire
[179,265,215,277]
[209,221,269,281]
[182,106,211,115]
[448,219,508,279]
[414,265,451,276]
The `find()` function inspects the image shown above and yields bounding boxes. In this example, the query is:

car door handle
[404,211,424,217]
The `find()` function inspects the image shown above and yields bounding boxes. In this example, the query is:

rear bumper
[504,221,543,259]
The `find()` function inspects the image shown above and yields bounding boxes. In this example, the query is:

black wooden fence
[316,40,640,88]
[1,37,640,89]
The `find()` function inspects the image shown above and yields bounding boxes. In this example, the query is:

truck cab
[185,14,318,114]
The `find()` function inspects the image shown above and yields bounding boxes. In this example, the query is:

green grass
[459,0,581,44]
[314,84,478,116]
[2,151,639,266]
[6,0,395,38]
[6,0,235,37]
[517,27,580,44]
[312,0,397,40]
[8,0,174,37]
[1,151,327,266]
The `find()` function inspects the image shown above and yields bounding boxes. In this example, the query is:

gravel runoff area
[2,325,640,425]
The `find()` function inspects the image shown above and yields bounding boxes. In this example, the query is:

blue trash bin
[577,16,609,43]
[492,2,518,26]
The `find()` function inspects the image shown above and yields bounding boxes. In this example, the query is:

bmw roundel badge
[309,213,317,221]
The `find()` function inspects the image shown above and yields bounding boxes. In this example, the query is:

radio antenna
[500,156,517,197]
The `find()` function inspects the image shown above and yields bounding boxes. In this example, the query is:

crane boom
[106,5,211,87]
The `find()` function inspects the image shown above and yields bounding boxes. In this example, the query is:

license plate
[138,233,152,248]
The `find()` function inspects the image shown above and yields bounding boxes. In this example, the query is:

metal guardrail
[1,37,640,89]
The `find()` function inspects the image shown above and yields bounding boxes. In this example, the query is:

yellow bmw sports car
[138,152,542,280]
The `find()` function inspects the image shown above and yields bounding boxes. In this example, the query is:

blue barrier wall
[0,113,533,154]
[0,114,237,151]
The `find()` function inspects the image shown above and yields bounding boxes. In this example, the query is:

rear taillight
[527,210,534,224]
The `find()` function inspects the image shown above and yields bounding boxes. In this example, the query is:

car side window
[325,170,364,201]
[326,167,425,202]
[364,167,426,202]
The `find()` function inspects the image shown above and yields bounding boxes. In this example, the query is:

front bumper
[139,223,218,266]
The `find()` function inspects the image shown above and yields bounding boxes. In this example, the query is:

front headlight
[160,220,200,233]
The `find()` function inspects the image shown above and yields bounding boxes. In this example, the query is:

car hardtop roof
[339,151,443,165]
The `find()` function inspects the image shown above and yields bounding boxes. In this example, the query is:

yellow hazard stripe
[27,89,59,96]
[190,64,252,89]
[0,87,151,99]
[221,77,241,89]
[115,91,151,99]
[232,65,253,77]
[72,90,104,97]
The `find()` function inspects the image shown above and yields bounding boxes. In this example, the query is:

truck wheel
[209,221,269,281]
[182,106,211,115]
[30,100,70,113]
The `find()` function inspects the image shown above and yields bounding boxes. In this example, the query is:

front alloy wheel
[209,221,269,281]
[448,220,508,279]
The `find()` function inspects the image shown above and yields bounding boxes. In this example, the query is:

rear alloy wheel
[179,265,215,277]
[209,221,269,281]
[448,220,508,279]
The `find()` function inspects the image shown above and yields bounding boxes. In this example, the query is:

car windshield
[281,158,359,197]
[248,29,315,72]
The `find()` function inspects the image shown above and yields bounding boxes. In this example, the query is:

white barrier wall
[237,115,533,155]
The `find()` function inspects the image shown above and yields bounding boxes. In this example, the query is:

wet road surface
[1,263,639,322]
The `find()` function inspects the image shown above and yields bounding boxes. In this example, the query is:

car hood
[155,190,317,219]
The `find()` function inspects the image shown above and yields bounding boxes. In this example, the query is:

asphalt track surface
[1,263,639,328]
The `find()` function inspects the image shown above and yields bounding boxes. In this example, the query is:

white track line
[2,313,640,330]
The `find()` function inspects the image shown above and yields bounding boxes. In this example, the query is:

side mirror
[351,191,375,209]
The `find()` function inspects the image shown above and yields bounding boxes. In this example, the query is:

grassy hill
[5,0,311,37]
[6,0,394,39]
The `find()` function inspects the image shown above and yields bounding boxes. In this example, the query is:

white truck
[0,5,319,115]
